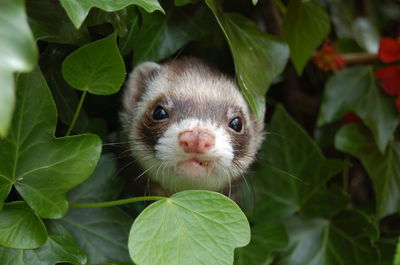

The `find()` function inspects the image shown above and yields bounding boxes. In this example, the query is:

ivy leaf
[282,0,330,74]
[0,224,86,265]
[352,17,380,53]
[54,154,132,264]
[234,221,288,265]
[0,67,102,218]
[26,0,90,46]
[277,210,379,265]
[205,0,289,117]
[252,106,347,220]
[335,124,400,218]
[318,66,398,153]
[133,6,209,65]
[62,33,126,95]
[129,190,250,265]
[59,0,164,29]
[0,202,47,249]
[0,0,37,137]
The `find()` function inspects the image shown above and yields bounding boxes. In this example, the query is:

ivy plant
[1,0,399,264]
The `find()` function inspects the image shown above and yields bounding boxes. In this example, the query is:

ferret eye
[228,117,242,132]
[152,106,169,121]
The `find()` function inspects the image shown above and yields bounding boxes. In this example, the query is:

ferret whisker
[135,164,157,181]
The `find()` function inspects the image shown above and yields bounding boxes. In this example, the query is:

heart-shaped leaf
[277,210,379,265]
[335,124,400,218]
[0,0,37,137]
[318,66,399,153]
[282,0,330,74]
[59,0,164,29]
[205,0,289,117]
[252,105,347,220]
[0,202,47,249]
[0,67,102,218]
[129,190,250,265]
[62,33,126,95]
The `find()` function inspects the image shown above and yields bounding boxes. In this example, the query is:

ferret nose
[178,129,215,154]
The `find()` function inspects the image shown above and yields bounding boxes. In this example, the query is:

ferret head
[120,58,264,193]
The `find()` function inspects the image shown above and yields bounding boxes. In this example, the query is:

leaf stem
[66,90,87,136]
[273,0,287,14]
[70,196,166,208]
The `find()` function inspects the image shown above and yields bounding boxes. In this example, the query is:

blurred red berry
[343,112,362,124]
[375,65,400,96]
[313,41,346,72]
[378,38,400,63]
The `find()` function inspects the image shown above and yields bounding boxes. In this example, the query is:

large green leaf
[59,0,164,29]
[318,66,399,153]
[335,124,400,218]
[62,33,126,95]
[282,0,330,74]
[205,0,289,117]
[277,210,379,265]
[133,6,209,65]
[0,224,86,265]
[119,7,141,56]
[26,0,90,46]
[234,221,288,265]
[54,154,132,264]
[129,190,250,265]
[0,0,37,137]
[0,67,102,218]
[253,106,347,220]
[0,202,47,249]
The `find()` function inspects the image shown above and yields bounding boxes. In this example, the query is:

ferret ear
[122,62,161,110]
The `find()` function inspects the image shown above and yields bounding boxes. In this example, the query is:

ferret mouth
[177,158,215,178]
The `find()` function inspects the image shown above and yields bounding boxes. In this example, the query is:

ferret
[120,57,265,196]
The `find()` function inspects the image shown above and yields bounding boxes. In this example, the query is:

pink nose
[178,129,215,154]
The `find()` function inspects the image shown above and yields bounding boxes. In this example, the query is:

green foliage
[62,33,126,95]
[0,202,47,249]
[282,0,330,74]
[336,124,400,218]
[59,0,164,29]
[205,0,289,117]
[0,0,37,137]
[318,66,398,152]
[0,0,399,264]
[129,191,250,265]
[0,67,102,218]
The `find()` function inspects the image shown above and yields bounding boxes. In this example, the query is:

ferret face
[120,58,264,193]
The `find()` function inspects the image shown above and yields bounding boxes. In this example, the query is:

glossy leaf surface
[282,0,330,74]
[335,124,400,218]
[62,33,126,95]
[0,202,47,249]
[59,0,164,29]
[0,67,102,218]
[205,0,289,117]
[318,66,398,152]
[129,190,250,265]
[253,106,347,220]
[277,211,379,265]
[0,0,37,137]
